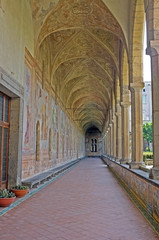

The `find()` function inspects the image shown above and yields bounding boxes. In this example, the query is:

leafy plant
[12,185,28,190]
[143,122,153,152]
[143,152,153,161]
[0,189,15,198]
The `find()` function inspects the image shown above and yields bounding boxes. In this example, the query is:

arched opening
[85,127,101,157]
[142,22,152,156]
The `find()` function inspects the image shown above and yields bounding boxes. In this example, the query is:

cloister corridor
[1,1,159,239]
[0,157,158,240]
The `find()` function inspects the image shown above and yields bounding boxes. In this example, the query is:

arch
[122,49,129,87]
[131,0,145,84]
[36,0,126,50]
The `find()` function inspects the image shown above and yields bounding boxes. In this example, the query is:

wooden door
[0,92,10,189]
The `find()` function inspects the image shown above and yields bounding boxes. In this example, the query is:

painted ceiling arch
[60,75,111,106]
[72,96,109,112]
[29,0,129,133]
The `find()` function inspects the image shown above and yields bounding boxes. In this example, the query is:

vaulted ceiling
[29,0,130,133]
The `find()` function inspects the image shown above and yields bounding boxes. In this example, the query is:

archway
[85,127,102,157]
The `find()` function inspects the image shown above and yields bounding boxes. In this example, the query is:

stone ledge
[22,159,80,188]
[139,165,151,173]
[102,155,159,186]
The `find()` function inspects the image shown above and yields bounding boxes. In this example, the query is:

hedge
[143,152,153,161]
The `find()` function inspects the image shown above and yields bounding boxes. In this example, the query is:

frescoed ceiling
[28,0,130,133]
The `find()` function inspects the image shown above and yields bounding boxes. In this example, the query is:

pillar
[109,123,113,156]
[147,41,159,179]
[116,104,122,161]
[120,102,131,164]
[106,131,109,155]
[112,116,117,158]
[107,126,111,156]
[129,82,144,169]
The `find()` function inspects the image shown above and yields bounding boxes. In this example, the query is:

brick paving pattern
[0,157,158,240]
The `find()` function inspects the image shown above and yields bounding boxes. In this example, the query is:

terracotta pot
[0,197,16,207]
[11,189,29,198]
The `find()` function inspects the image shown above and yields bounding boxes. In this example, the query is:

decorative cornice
[0,67,24,98]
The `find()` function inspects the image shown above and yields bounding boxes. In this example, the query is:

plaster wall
[0,0,34,86]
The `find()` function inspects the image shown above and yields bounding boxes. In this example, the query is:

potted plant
[0,189,16,207]
[11,185,29,198]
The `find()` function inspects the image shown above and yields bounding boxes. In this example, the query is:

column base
[149,167,159,180]
[129,161,144,169]
[120,159,131,164]
[115,157,121,162]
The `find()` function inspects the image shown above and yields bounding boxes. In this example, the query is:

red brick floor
[0,157,158,240]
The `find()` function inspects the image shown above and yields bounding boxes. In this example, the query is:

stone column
[147,41,159,179]
[107,126,111,156]
[106,131,109,155]
[105,134,107,155]
[116,104,122,161]
[120,102,131,164]
[105,136,107,155]
[112,116,117,159]
[109,123,113,156]
[129,82,144,169]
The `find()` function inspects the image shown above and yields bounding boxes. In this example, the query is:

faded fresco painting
[35,82,48,140]
[23,65,32,150]
[52,99,57,151]
[41,94,48,140]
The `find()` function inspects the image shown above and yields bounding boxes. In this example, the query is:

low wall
[102,156,159,224]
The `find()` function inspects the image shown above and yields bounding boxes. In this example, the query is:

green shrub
[0,189,15,198]
[12,185,28,190]
[143,152,153,161]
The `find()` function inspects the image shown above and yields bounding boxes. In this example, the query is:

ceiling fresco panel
[29,0,128,133]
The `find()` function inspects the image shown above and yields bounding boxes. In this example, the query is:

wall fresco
[51,99,57,151]
[23,65,32,150]
[22,50,85,179]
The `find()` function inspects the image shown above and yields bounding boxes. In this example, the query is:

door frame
[0,92,11,189]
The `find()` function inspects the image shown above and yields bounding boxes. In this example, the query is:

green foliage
[143,122,152,151]
[12,185,28,190]
[0,189,15,198]
[143,152,153,161]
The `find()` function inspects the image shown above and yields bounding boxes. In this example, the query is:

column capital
[115,112,121,117]
[146,40,159,56]
[130,82,145,92]
[109,123,112,128]
[120,101,131,108]
[115,103,121,117]
[112,115,116,123]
